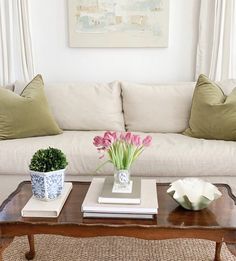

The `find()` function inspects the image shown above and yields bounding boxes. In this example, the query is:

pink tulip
[93,136,104,147]
[125,132,132,143]
[142,135,152,147]
[131,135,142,147]
[111,131,117,141]
[104,131,117,143]
[102,138,111,148]
[104,131,112,139]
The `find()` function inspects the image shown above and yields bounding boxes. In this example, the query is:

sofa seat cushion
[135,133,236,177]
[0,132,236,177]
[0,131,100,176]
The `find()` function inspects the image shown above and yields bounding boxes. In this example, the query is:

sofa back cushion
[121,82,196,133]
[15,81,125,131]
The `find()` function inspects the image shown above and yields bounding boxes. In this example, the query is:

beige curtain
[195,0,236,81]
[0,0,34,86]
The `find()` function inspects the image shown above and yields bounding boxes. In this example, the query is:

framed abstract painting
[68,0,169,47]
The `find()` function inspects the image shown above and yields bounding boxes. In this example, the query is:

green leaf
[29,147,68,172]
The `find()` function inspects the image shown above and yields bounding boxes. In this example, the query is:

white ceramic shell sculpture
[167,178,222,211]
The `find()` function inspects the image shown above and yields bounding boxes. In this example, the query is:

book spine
[83,212,154,219]
[98,197,141,204]
[82,206,158,214]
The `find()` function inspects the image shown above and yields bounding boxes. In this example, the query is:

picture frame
[68,0,169,47]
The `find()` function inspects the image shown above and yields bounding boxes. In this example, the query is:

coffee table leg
[0,237,14,261]
[214,241,223,261]
[25,235,36,260]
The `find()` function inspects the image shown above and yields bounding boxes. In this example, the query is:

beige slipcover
[1,79,236,204]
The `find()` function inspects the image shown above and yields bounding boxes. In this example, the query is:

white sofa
[1,79,236,203]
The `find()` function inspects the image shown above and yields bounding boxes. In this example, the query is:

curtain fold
[0,0,13,85]
[195,0,236,81]
[0,0,34,86]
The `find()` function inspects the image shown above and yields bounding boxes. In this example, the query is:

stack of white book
[81,177,158,219]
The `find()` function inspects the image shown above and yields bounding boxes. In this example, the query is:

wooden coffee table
[0,181,236,261]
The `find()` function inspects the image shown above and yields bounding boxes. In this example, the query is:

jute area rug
[3,235,236,261]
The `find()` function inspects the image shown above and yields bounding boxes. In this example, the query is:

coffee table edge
[0,181,235,214]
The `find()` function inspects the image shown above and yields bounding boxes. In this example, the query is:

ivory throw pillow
[184,74,236,140]
[0,75,62,140]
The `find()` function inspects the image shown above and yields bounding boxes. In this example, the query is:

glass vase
[113,169,131,191]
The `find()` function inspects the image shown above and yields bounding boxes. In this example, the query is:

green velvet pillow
[184,74,236,140]
[0,74,62,140]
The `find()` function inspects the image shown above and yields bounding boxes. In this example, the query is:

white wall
[29,0,200,83]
